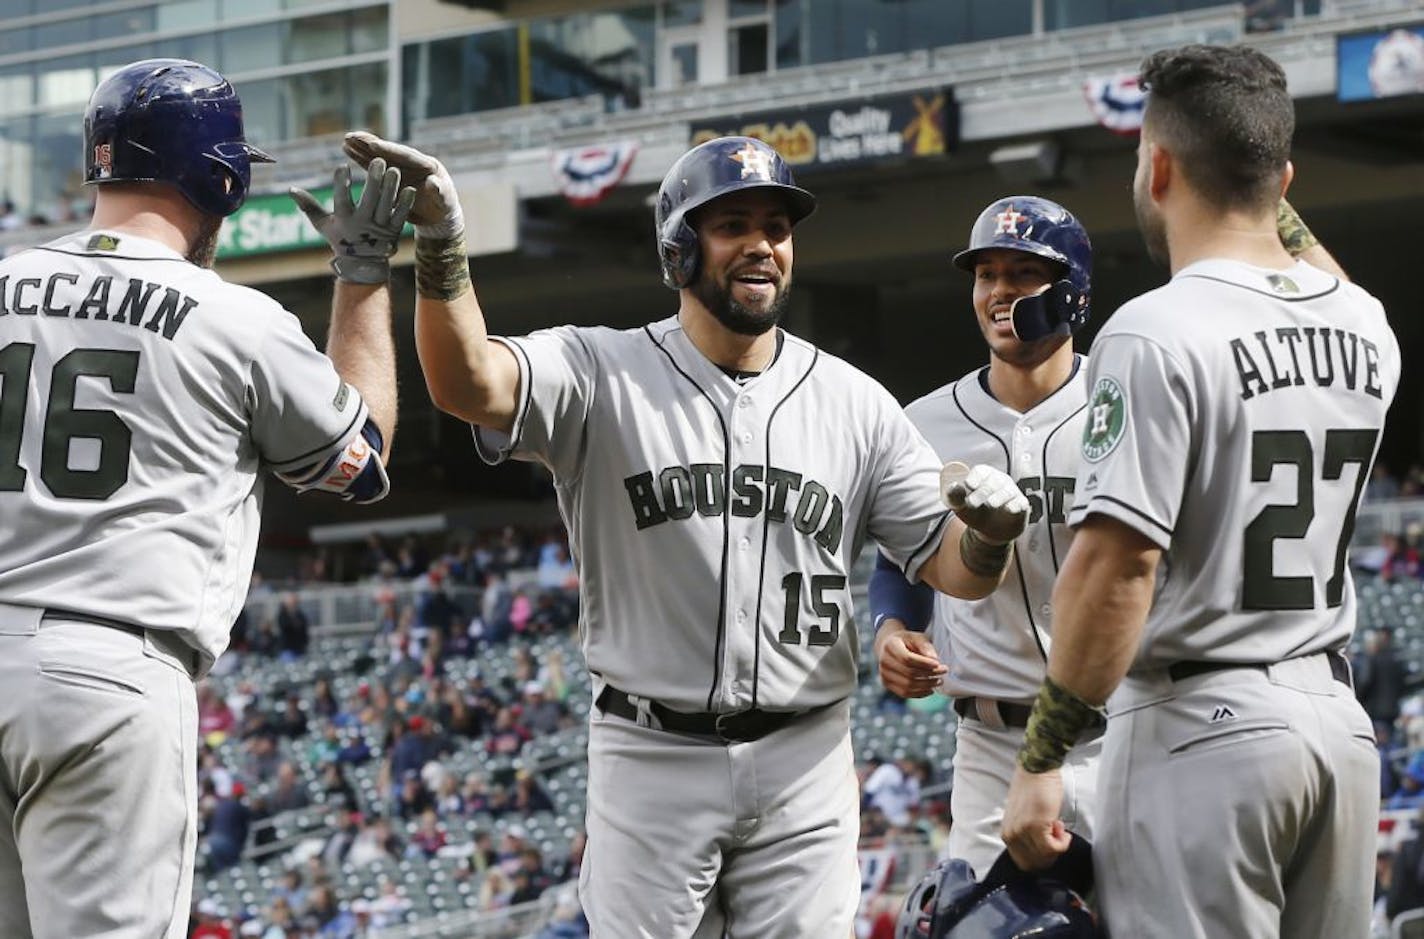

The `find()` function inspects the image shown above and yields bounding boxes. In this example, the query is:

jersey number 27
[1243,428,1378,611]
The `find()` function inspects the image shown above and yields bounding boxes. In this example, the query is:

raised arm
[291,157,415,460]
[1278,197,1348,281]
[343,132,522,433]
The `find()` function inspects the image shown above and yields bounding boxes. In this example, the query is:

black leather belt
[953,696,1034,729]
[595,685,815,743]
[1168,650,1353,690]
[44,608,145,637]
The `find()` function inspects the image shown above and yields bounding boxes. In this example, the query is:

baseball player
[340,130,1031,938]
[871,196,1101,877]
[1001,44,1398,939]
[0,59,413,939]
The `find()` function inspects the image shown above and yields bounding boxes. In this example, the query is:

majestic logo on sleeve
[1082,376,1127,463]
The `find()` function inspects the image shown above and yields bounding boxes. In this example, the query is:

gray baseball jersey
[1070,258,1399,667]
[474,315,951,713]
[906,357,1088,701]
[0,230,376,673]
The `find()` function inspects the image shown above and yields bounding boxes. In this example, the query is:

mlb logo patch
[93,143,113,178]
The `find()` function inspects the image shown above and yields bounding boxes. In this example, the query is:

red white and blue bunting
[1082,73,1146,136]
[551,141,639,207]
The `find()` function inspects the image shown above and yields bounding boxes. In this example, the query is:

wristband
[1018,676,1106,774]
[415,231,472,301]
[959,527,1012,578]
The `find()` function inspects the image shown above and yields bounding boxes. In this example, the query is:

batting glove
[941,463,1030,545]
[291,158,416,285]
[343,131,464,240]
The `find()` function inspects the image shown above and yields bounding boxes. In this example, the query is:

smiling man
[339,131,1034,938]
[869,196,1101,877]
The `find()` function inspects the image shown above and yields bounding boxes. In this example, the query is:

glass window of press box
[0,2,390,221]
[401,0,1321,127]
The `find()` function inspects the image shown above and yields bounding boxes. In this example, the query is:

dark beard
[187,215,223,268]
[691,274,790,337]
[987,330,1070,369]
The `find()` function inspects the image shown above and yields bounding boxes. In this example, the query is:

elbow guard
[277,418,390,504]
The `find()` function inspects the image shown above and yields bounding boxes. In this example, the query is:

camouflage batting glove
[343,131,464,241]
[290,158,417,285]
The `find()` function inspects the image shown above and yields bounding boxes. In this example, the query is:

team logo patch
[1082,376,1127,463]
[332,382,350,411]
[1265,273,1299,295]
[994,204,1026,236]
[86,233,120,252]
[731,141,774,181]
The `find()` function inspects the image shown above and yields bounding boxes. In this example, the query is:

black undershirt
[717,331,785,384]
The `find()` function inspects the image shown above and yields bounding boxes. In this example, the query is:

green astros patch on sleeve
[1082,376,1127,463]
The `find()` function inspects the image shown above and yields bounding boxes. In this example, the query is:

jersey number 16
[0,342,138,501]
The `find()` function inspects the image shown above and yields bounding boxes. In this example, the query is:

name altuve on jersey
[0,273,195,341]
[625,463,845,552]
[1230,326,1384,401]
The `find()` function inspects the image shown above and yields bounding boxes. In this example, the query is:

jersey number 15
[1243,428,1378,611]
[0,342,137,500]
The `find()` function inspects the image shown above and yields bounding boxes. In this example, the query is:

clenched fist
[941,462,1030,545]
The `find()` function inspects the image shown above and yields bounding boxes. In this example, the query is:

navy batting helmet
[654,136,816,290]
[897,837,1103,939]
[952,196,1092,342]
[84,59,274,217]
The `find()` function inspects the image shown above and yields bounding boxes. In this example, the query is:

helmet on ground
[898,836,1103,939]
[84,58,275,217]
[654,135,816,289]
[952,196,1092,341]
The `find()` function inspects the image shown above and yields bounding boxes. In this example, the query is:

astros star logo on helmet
[995,205,1026,236]
[732,141,774,181]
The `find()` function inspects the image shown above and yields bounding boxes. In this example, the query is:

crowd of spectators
[192,510,1424,937]
[187,525,588,938]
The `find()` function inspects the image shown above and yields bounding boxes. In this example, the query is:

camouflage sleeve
[1018,676,1107,774]
[1277,199,1320,258]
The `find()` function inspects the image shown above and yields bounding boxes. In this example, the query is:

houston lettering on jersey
[0,273,196,341]
[1229,327,1384,402]
[1020,476,1074,525]
[623,463,844,552]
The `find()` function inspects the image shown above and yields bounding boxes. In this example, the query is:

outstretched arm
[343,132,521,432]
[919,463,1029,601]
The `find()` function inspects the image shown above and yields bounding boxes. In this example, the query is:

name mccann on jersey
[0,273,196,341]
[1230,326,1384,402]
[624,464,845,552]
